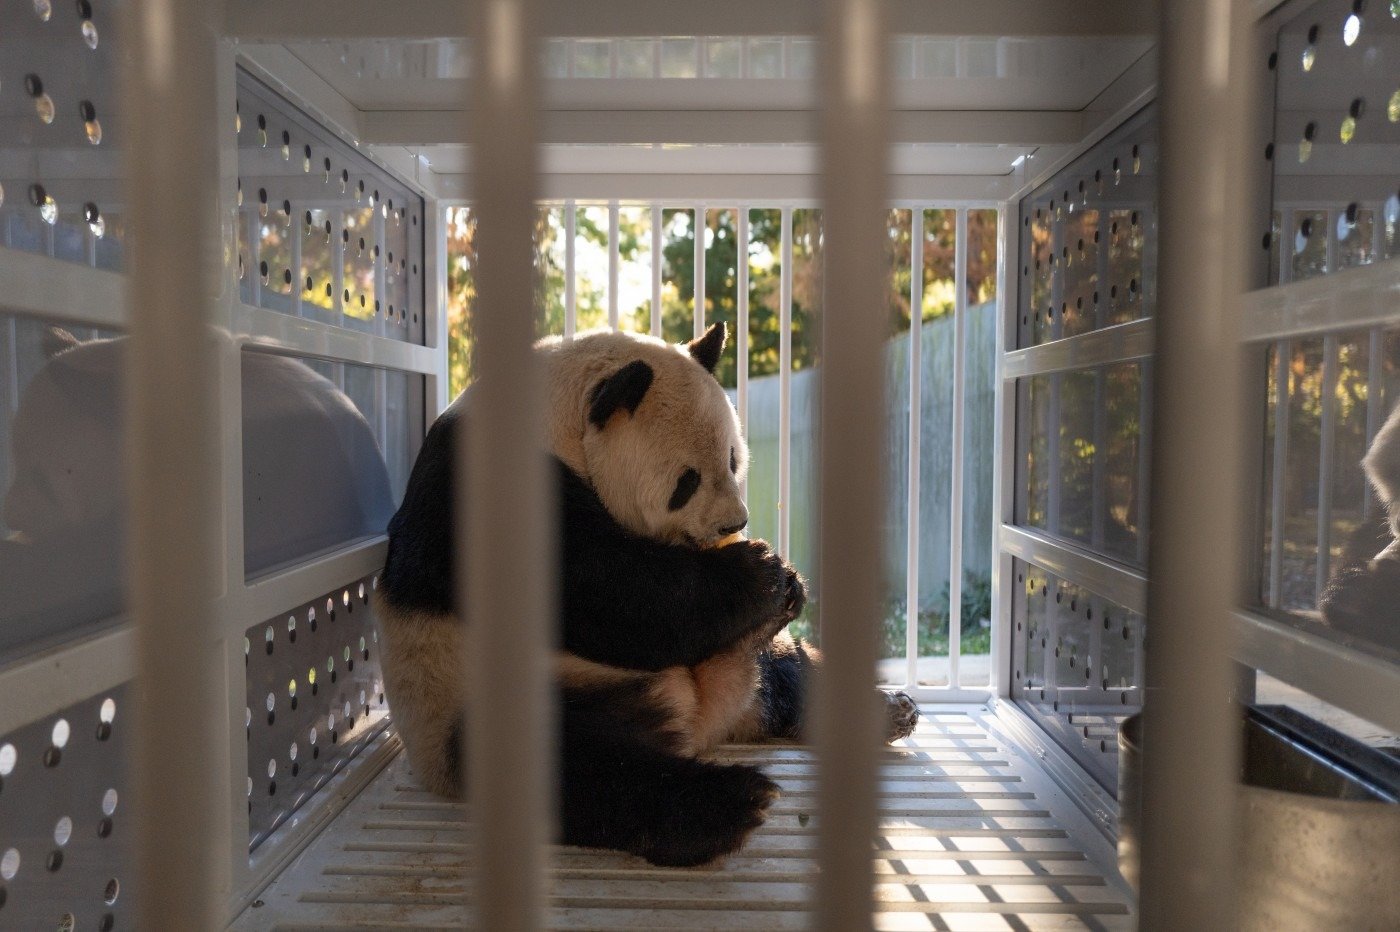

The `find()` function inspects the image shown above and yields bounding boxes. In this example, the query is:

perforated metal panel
[1262,0,1400,283]
[1017,107,1159,350]
[235,69,427,343]
[0,0,126,269]
[0,686,131,931]
[1009,106,1158,787]
[1010,559,1144,792]
[1251,0,1400,672]
[244,575,390,849]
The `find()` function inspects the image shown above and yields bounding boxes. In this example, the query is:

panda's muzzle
[718,518,748,537]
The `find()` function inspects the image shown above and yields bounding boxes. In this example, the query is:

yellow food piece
[712,532,744,549]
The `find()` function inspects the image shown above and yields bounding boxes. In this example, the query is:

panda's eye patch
[730,447,737,474]
[668,468,701,511]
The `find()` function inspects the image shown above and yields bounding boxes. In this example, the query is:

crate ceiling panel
[233,10,1156,184]
[278,36,1153,113]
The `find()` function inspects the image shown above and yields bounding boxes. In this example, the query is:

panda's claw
[781,567,807,622]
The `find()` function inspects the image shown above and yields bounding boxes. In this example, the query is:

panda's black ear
[687,321,726,374]
[589,360,654,428]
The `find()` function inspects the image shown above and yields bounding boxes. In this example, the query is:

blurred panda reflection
[1320,403,1400,656]
[0,320,393,660]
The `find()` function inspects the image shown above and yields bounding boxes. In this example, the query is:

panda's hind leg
[375,599,468,798]
[738,631,920,743]
[560,731,779,867]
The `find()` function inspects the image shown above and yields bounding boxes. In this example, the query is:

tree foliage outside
[443,204,1002,664]
[445,204,998,399]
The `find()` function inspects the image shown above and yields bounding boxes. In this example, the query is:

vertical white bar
[291,200,305,319]
[466,0,551,927]
[1140,0,1251,925]
[738,208,751,504]
[779,207,794,558]
[906,208,924,690]
[428,203,452,414]
[1045,208,1063,537]
[246,210,263,306]
[1317,335,1338,596]
[332,207,346,323]
[694,204,706,339]
[564,199,577,338]
[948,209,967,689]
[1268,343,1290,606]
[1364,328,1383,520]
[1267,209,1295,604]
[120,0,225,926]
[816,0,888,926]
[990,203,1015,698]
[372,196,387,338]
[1091,369,1108,551]
[608,200,620,331]
[1317,212,1341,590]
[651,204,663,337]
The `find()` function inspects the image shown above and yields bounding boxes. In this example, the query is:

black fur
[381,378,821,865]
[588,360,654,427]
[558,724,779,866]
[381,409,795,672]
[667,468,701,511]
[755,639,818,741]
[381,405,460,614]
[687,321,726,374]
[1318,506,1399,649]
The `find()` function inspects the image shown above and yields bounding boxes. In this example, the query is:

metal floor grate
[232,707,1134,930]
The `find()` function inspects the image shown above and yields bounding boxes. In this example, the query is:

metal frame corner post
[1140,0,1256,927]
[120,0,230,926]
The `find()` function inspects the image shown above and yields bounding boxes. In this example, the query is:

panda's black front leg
[560,460,798,671]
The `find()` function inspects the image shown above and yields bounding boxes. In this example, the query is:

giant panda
[376,322,920,866]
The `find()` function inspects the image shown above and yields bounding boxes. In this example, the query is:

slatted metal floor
[232,707,1135,930]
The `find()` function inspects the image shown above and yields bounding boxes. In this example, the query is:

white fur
[543,329,749,546]
[1365,403,1400,545]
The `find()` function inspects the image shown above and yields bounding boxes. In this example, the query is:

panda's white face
[554,325,750,548]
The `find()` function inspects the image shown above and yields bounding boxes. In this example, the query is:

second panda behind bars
[376,322,919,866]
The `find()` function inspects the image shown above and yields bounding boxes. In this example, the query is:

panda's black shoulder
[380,406,461,613]
[379,408,629,615]
[557,457,624,540]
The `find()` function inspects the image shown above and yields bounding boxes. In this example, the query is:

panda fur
[376,322,919,866]
[1318,401,1400,651]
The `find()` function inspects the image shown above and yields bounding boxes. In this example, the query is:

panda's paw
[729,539,793,621]
[882,691,920,743]
[641,765,779,867]
[1320,557,1400,644]
[781,566,807,622]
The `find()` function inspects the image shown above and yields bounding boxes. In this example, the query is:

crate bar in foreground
[815,0,889,928]
[1140,0,1252,927]
[462,0,553,927]
[120,0,227,926]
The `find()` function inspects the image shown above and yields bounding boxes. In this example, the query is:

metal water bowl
[1119,706,1400,931]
